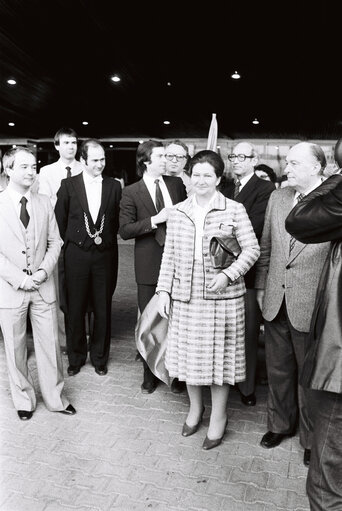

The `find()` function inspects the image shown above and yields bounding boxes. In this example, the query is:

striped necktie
[233,179,241,199]
[289,193,305,254]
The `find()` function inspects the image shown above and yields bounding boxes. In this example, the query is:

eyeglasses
[228,154,254,162]
[165,154,187,162]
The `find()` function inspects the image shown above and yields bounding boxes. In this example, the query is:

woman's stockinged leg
[208,384,229,439]
[185,384,204,427]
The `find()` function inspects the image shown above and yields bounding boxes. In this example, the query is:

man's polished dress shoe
[240,392,256,406]
[182,407,205,437]
[58,404,76,415]
[202,418,228,450]
[260,431,291,449]
[95,365,108,376]
[171,378,186,394]
[67,365,81,376]
[303,448,311,467]
[141,381,158,394]
[17,410,33,421]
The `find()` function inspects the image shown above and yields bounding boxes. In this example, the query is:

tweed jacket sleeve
[254,193,273,289]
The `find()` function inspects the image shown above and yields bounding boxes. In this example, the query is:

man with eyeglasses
[221,142,275,407]
[164,140,193,195]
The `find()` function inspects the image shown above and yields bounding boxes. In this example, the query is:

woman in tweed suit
[157,150,260,449]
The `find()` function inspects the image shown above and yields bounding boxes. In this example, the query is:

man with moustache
[221,142,275,406]
[0,147,75,419]
[119,140,187,394]
[255,142,329,467]
[55,139,121,377]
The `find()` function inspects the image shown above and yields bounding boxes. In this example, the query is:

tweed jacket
[0,190,62,307]
[156,192,260,301]
[255,187,331,332]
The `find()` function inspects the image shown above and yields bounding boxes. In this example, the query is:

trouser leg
[307,390,342,510]
[0,294,36,411]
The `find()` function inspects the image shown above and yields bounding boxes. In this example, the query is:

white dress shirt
[238,171,255,190]
[82,171,103,224]
[7,184,32,220]
[143,174,173,228]
[192,192,218,260]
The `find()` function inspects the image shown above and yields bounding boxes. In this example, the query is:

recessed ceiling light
[12,144,16,148]
[111,75,121,82]
[109,144,113,148]
[252,118,259,125]
[7,79,17,85]
[8,122,15,126]
[231,71,241,79]
[82,121,89,125]
[163,120,170,125]
[167,82,172,86]
[139,140,144,144]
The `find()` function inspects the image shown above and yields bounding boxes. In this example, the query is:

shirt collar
[143,173,165,185]
[7,183,31,205]
[295,178,323,199]
[239,172,254,187]
[82,171,103,184]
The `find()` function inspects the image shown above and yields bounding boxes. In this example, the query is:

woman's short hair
[136,140,164,177]
[188,150,225,178]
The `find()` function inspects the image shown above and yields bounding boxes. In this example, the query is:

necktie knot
[20,196,30,228]
[66,166,71,178]
[233,179,241,199]
[297,193,305,202]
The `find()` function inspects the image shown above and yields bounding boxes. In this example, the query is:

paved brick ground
[0,241,310,510]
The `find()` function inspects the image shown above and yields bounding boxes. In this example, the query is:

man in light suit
[38,127,84,355]
[255,142,330,466]
[0,147,75,420]
[55,139,121,377]
[221,142,275,406]
[119,140,187,394]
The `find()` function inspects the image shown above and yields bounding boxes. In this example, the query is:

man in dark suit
[119,140,187,394]
[55,139,121,377]
[221,142,275,406]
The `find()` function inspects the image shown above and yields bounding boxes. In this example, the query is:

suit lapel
[136,179,157,215]
[237,174,258,202]
[31,194,44,248]
[0,190,24,242]
[71,172,91,218]
[164,176,179,205]
[96,176,112,225]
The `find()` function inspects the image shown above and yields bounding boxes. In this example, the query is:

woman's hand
[206,273,230,294]
[157,291,170,318]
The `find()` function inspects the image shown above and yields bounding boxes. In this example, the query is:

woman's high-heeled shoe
[182,407,205,437]
[202,417,228,450]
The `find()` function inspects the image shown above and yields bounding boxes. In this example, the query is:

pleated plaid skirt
[165,260,246,386]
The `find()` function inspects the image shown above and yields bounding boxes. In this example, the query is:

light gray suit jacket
[0,190,62,308]
[255,187,330,332]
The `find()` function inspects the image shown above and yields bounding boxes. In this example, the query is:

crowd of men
[0,127,341,510]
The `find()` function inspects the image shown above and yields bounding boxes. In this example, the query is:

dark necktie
[154,179,165,212]
[233,179,241,199]
[66,166,71,178]
[154,179,166,246]
[289,193,305,254]
[20,196,30,228]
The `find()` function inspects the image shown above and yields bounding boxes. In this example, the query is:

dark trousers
[64,243,117,368]
[238,288,261,396]
[264,300,313,449]
[307,390,342,510]
[137,284,158,384]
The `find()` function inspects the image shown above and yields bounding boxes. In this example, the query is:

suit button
[78,242,82,245]
[206,268,210,273]
[22,251,26,254]
[76,229,80,233]
[204,253,208,257]
[282,284,285,288]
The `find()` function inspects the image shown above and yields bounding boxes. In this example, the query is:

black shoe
[182,407,205,437]
[58,404,77,415]
[202,418,228,450]
[95,365,108,376]
[67,365,81,376]
[171,378,186,394]
[17,410,33,421]
[303,448,311,467]
[260,431,291,449]
[240,392,256,406]
[141,381,158,394]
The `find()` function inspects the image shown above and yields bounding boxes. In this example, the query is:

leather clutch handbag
[209,233,241,269]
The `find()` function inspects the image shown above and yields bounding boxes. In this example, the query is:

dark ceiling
[1,0,341,141]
